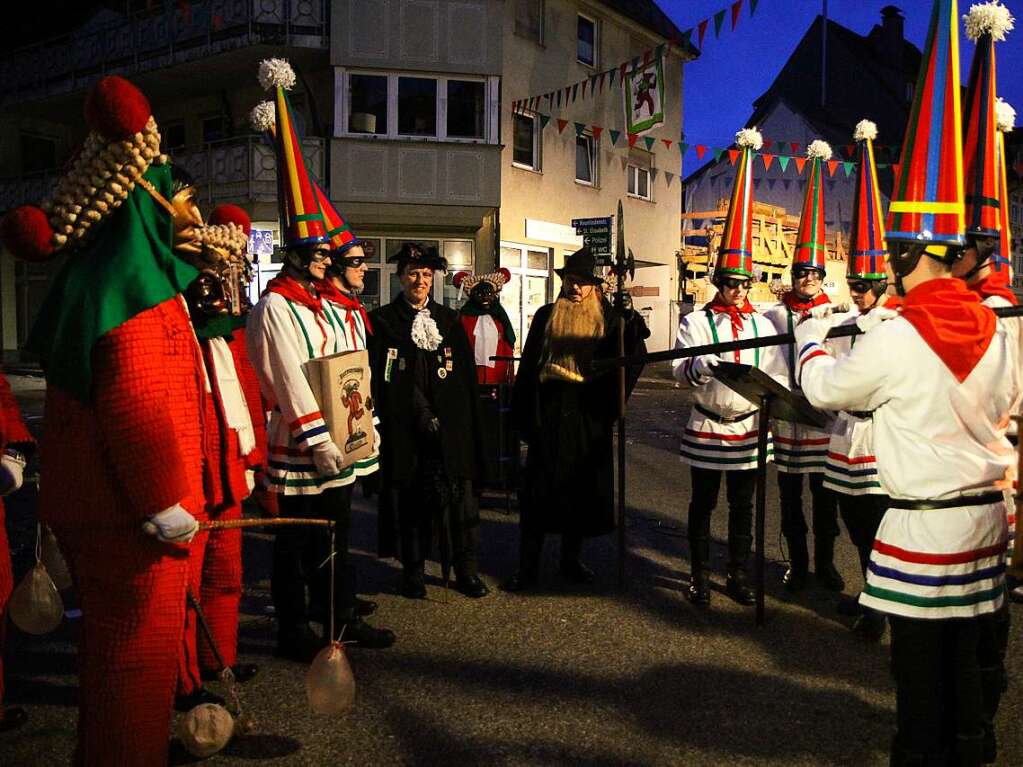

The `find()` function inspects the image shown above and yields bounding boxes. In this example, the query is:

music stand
[713,361,829,626]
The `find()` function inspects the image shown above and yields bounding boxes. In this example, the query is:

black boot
[503,528,542,592]
[338,611,396,649]
[814,536,845,591]
[559,535,595,584]
[455,572,490,598]
[399,563,427,599]
[725,567,755,606]
[851,609,886,642]
[783,537,809,591]
[687,534,711,607]
[688,568,711,607]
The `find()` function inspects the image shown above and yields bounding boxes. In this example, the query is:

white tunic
[247,292,379,496]
[798,312,1019,619]
[672,307,786,471]
[763,302,834,474]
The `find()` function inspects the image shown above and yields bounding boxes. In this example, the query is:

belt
[847,410,873,419]
[694,403,756,424]
[886,491,1004,510]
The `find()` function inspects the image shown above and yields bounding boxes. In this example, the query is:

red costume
[459,314,516,385]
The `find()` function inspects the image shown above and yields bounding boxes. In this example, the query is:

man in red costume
[0,77,206,766]
[0,374,34,733]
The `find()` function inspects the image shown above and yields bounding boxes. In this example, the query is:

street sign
[573,215,614,256]
[583,233,611,248]
[571,216,612,230]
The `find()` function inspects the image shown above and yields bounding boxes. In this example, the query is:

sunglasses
[846,280,871,294]
[793,269,823,281]
[722,277,752,290]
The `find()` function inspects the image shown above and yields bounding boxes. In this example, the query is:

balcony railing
[0,0,327,108]
[0,135,325,212]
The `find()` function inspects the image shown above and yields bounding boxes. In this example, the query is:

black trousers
[273,484,354,637]
[688,466,755,572]
[889,614,1003,762]
[778,471,839,541]
[836,492,888,578]
[397,478,479,577]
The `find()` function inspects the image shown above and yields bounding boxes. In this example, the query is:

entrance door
[500,243,550,353]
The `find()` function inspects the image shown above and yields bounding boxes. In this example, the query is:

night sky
[660,0,1023,174]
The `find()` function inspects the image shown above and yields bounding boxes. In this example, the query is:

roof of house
[598,0,699,57]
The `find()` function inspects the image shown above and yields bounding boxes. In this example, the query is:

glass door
[500,243,551,353]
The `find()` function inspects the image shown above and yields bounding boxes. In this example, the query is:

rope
[198,517,335,531]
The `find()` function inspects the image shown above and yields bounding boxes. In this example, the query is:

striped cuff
[289,412,330,448]
[797,342,829,386]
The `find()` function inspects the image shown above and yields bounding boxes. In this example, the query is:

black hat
[387,242,447,272]
[555,247,603,285]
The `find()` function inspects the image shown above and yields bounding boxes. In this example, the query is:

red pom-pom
[84,76,152,140]
[497,267,511,284]
[0,206,56,262]
[208,204,252,236]
[452,271,470,289]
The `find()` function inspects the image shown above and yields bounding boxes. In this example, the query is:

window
[575,133,597,186]
[512,113,540,170]
[443,240,474,270]
[514,0,544,43]
[163,121,186,150]
[577,14,597,67]
[398,77,437,136]
[446,80,485,139]
[201,115,226,143]
[349,74,387,134]
[627,149,652,200]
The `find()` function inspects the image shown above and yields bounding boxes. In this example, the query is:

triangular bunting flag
[783,179,792,190]
[592,126,603,142]
[679,142,689,155]
[608,69,616,87]
[609,129,621,146]
[698,19,709,47]
[556,119,568,134]
[731,0,743,30]
[844,144,856,158]
[763,139,773,150]
[696,144,707,159]
[581,80,587,99]
[727,149,739,165]
[762,154,775,171]
[767,178,777,190]
[681,29,693,51]
[665,171,674,186]
[628,133,639,148]
[843,161,853,178]
[662,138,673,150]
[655,44,666,59]
[749,0,759,15]
[713,147,725,162]
[619,62,628,81]
[794,157,807,174]
[556,90,562,108]
[620,156,628,171]
[714,9,726,38]
[650,167,659,182]
[778,155,790,172]
[571,83,579,101]
[754,178,762,189]
[790,142,800,154]
[564,86,571,102]
[644,136,656,151]
[827,160,839,177]
[574,122,586,137]
[539,114,551,131]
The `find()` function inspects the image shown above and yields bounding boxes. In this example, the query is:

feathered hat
[792,140,832,272]
[258,59,329,250]
[453,268,512,296]
[887,0,966,247]
[993,98,1016,274]
[0,76,166,261]
[847,120,887,280]
[962,1,1014,240]
[714,127,762,279]
[250,98,363,257]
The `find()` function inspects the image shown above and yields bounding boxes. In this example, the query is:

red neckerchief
[968,271,1018,306]
[900,278,996,383]
[705,293,755,336]
[265,275,323,316]
[315,279,373,336]
[782,290,830,314]
[875,294,903,310]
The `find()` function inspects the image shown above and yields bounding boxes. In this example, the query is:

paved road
[2,376,1020,766]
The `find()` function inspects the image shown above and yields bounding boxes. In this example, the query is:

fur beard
[541,292,606,383]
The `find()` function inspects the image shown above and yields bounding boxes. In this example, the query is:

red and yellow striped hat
[715,127,762,279]
[793,141,832,272]
[848,120,887,280]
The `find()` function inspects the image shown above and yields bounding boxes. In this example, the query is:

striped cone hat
[259,59,329,250]
[793,141,832,271]
[848,121,887,279]
[962,2,1013,239]
[993,98,1016,275]
[887,0,965,246]
[714,128,762,278]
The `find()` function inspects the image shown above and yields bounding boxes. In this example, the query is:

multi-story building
[0,0,692,356]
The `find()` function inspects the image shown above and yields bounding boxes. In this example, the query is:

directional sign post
[572,215,614,262]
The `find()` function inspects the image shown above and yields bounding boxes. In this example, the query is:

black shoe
[836,592,863,617]
[851,611,886,643]
[201,663,260,684]
[784,537,809,592]
[0,706,27,733]
[455,574,490,599]
[559,559,595,585]
[501,572,538,593]
[399,569,427,600]
[175,686,226,712]
[815,562,846,592]
[340,617,395,649]
[354,595,378,617]
[275,624,324,664]
[783,564,808,592]
[725,569,755,606]
[687,570,711,607]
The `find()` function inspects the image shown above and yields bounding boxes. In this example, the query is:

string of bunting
[513,0,767,115]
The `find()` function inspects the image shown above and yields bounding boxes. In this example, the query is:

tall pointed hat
[258,59,329,250]
[848,120,887,279]
[993,98,1016,275]
[793,140,832,271]
[887,0,965,246]
[962,1,1013,239]
[714,127,762,279]
[250,97,362,256]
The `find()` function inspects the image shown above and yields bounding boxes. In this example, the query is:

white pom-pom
[734,127,763,150]
[806,140,833,161]
[258,58,296,91]
[964,1,1014,41]
[249,101,277,133]
[853,119,878,142]
[995,97,1016,132]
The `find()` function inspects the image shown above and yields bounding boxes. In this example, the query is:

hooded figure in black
[504,248,648,591]
[369,243,489,599]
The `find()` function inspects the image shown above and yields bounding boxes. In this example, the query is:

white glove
[807,304,835,320]
[855,306,900,334]
[244,470,256,494]
[143,504,199,543]
[794,315,832,353]
[311,440,344,477]
[0,454,25,496]
[691,355,720,381]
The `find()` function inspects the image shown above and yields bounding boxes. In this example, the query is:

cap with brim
[387,242,447,271]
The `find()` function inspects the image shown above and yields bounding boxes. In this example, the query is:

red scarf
[900,278,996,383]
[876,294,903,310]
[782,290,830,314]
[314,279,373,336]
[968,271,1018,307]
[265,275,323,315]
[705,293,755,337]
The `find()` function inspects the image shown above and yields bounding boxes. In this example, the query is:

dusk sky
[659,0,1023,174]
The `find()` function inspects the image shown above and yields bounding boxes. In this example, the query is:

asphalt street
[2,373,1020,766]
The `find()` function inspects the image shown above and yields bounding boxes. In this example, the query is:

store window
[348,74,388,135]
[512,113,540,170]
[577,14,597,67]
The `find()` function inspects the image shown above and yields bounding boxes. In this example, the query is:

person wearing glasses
[672,127,786,607]
[763,140,844,595]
